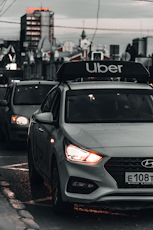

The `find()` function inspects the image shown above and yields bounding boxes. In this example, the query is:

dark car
[0,80,57,149]
[0,84,7,100]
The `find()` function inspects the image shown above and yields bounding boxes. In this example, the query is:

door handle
[38,127,44,132]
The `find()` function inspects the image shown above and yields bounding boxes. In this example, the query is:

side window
[41,88,57,113]
[51,91,61,121]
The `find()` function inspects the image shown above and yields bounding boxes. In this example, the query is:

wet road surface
[0,142,153,230]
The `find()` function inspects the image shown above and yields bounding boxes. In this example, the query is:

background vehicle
[0,84,7,100]
[0,80,57,149]
[28,61,153,214]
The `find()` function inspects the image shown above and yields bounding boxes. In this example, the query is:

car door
[37,89,61,177]
[34,88,58,174]
[44,89,61,178]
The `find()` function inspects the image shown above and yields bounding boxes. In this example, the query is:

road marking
[23,201,53,207]
[26,197,52,203]
[23,200,130,216]
[0,163,29,171]
[24,202,53,207]
[24,197,53,207]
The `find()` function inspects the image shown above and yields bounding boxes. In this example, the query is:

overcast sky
[0,0,153,54]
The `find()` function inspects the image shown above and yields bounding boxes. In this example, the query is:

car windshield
[13,84,54,105]
[66,89,153,123]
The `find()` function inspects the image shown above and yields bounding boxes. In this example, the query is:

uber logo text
[86,63,123,74]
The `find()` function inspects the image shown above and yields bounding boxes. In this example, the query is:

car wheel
[28,145,44,185]
[51,159,74,214]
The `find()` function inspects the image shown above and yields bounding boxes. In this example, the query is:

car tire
[28,145,44,185]
[51,159,74,215]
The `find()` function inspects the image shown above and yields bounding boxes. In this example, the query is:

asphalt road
[0,141,153,230]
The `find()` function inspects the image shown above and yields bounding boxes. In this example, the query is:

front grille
[104,157,153,188]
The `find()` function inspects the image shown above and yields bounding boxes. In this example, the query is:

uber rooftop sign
[56,60,149,82]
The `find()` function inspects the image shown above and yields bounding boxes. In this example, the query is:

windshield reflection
[13,85,53,105]
[66,89,153,123]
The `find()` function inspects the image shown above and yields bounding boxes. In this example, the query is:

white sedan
[27,60,153,214]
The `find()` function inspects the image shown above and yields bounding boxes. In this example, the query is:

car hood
[12,105,40,119]
[62,123,153,148]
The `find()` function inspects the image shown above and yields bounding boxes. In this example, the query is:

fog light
[67,177,98,194]
[72,181,94,188]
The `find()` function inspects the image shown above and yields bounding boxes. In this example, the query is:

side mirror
[0,100,8,106]
[33,112,53,124]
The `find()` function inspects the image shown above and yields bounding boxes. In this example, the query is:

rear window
[13,84,55,105]
[66,89,153,123]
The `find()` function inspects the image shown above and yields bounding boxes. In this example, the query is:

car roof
[9,80,58,86]
[64,81,152,91]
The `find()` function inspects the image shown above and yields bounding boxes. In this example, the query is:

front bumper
[8,124,29,142]
[58,157,153,205]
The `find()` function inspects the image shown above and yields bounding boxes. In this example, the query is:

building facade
[132,36,153,57]
[20,7,54,53]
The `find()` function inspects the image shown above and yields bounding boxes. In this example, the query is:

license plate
[125,172,153,185]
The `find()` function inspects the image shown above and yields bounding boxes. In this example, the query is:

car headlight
[11,116,29,125]
[65,144,102,163]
